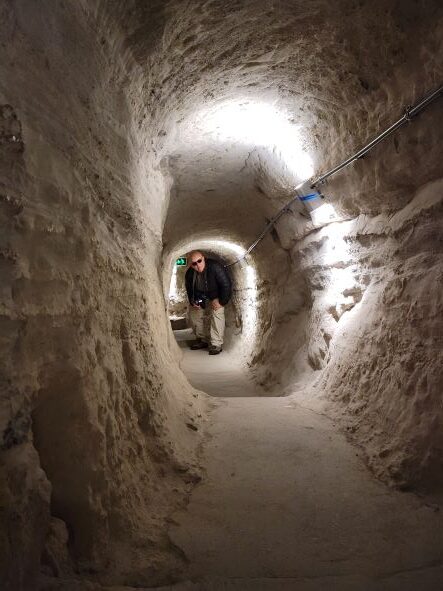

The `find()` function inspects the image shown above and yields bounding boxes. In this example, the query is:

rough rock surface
[0,0,442,589]
[253,180,443,492]
[0,2,204,589]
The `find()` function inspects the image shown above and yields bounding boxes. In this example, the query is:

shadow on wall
[32,366,98,564]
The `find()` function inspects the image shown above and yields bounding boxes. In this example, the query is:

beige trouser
[189,304,225,348]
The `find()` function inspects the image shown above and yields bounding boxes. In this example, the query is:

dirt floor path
[174,328,262,397]
[165,333,443,590]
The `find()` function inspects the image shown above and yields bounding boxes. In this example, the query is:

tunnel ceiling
[106,0,442,248]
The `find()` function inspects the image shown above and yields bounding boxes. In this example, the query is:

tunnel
[1,1,443,590]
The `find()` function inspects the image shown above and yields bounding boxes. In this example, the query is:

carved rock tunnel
[1,1,443,590]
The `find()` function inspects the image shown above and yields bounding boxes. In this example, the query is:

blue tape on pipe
[299,193,320,202]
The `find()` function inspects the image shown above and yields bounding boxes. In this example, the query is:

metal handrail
[313,84,443,186]
[227,83,443,268]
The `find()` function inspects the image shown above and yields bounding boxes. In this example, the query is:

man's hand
[191,302,201,308]
[211,298,223,310]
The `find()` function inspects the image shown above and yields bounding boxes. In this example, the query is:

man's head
[188,250,206,273]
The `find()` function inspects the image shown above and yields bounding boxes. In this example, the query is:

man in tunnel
[185,250,232,355]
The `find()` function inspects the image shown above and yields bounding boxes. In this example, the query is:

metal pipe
[225,195,299,267]
[227,83,443,268]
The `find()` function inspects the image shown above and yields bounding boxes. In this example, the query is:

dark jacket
[185,258,232,306]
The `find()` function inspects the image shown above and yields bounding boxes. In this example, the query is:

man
[185,250,232,355]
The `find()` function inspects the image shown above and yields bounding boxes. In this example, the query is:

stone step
[170,317,188,330]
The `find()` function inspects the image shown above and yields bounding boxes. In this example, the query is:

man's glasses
[191,258,203,266]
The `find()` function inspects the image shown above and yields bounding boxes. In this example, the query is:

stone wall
[251,179,443,492]
[0,3,203,588]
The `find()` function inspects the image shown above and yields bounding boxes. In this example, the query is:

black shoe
[208,346,223,355]
[190,339,209,350]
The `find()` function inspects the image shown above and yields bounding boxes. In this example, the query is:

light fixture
[295,180,340,227]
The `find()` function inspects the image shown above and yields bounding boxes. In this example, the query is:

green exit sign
[176,256,187,266]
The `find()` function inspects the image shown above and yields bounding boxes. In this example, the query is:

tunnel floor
[167,332,443,591]
[174,328,265,397]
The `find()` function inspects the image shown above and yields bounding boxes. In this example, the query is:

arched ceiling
[102,0,443,247]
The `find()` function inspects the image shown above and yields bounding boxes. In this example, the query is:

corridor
[164,334,443,590]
